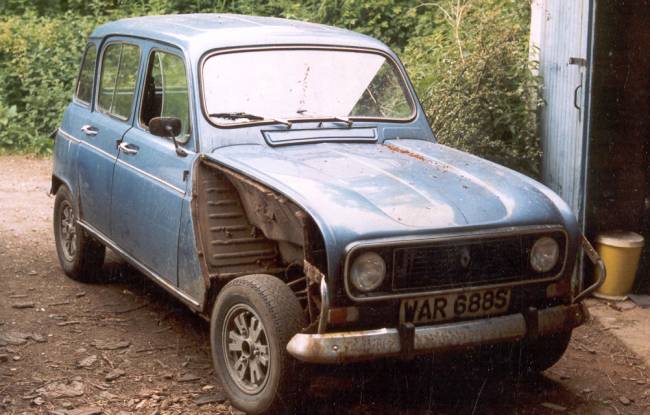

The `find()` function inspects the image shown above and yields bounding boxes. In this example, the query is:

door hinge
[182,170,189,182]
[569,57,587,67]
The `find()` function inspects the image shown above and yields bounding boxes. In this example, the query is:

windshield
[202,48,415,125]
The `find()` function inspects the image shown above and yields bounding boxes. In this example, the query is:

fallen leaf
[36,380,84,399]
[541,402,567,412]
[77,355,97,369]
[105,369,126,381]
[92,339,130,350]
[66,406,103,415]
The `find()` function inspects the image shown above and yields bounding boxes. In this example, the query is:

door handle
[118,142,139,155]
[573,83,582,110]
[80,125,98,136]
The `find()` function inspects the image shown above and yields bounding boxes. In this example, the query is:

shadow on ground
[102,252,585,415]
[303,354,582,414]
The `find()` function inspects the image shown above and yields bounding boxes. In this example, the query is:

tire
[520,330,573,372]
[53,186,105,282]
[494,330,572,375]
[211,274,307,415]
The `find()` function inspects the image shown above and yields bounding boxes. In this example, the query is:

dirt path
[1,155,650,415]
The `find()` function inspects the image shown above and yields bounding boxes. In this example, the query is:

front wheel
[489,331,572,375]
[519,330,572,372]
[211,275,307,415]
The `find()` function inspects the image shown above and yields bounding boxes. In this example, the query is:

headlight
[530,237,560,272]
[350,251,386,292]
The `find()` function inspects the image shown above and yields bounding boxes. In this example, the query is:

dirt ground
[2,155,650,415]
[589,299,650,369]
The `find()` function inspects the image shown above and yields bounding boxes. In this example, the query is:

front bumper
[286,303,588,364]
[287,236,605,365]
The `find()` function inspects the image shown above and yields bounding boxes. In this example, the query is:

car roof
[91,14,389,56]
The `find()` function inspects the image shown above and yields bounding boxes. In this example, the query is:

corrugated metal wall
[531,0,594,224]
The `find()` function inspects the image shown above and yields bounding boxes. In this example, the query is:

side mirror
[149,117,181,138]
[149,117,187,157]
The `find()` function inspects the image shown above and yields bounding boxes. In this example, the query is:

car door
[76,38,142,236]
[56,41,98,196]
[111,44,197,285]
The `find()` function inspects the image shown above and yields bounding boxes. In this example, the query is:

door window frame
[134,42,196,150]
[136,47,193,144]
[94,38,143,123]
[73,41,99,108]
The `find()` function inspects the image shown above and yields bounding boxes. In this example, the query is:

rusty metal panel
[199,168,282,276]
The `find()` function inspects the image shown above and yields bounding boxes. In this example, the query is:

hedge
[0,0,541,176]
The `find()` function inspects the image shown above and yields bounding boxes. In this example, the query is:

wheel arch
[51,174,83,220]
[192,157,328,329]
[50,174,67,196]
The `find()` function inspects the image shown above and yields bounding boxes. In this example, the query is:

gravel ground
[1,155,650,415]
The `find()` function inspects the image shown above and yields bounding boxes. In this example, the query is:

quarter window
[141,51,191,141]
[75,44,97,104]
[97,43,141,120]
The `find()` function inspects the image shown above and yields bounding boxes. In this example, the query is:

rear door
[77,38,142,236]
[56,41,98,193]
[110,43,197,285]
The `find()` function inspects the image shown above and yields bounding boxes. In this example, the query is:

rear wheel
[53,186,105,281]
[211,274,306,415]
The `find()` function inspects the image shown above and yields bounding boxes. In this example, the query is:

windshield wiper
[329,116,353,127]
[293,112,353,127]
[209,112,291,127]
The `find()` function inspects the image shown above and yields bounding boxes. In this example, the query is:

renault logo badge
[459,247,471,268]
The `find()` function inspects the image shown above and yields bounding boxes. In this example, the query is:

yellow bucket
[595,231,644,298]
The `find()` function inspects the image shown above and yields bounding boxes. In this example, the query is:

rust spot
[384,143,427,162]
[383,143,453,175]
[303,260,325,285]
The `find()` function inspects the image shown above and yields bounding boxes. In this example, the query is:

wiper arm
[293,112,353,127]
[209,111,263,120]
[331,116,353,127]
[209,112,291,127]
[314,116,352,128]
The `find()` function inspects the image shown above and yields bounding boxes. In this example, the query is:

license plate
[399,287,511,325]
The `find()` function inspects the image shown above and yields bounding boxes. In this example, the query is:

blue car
[52,14,605,414]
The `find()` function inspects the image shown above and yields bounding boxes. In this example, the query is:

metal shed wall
[530,0,595,224]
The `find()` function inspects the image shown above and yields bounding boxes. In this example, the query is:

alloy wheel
[222,303,271,394]
[59,201,77,261]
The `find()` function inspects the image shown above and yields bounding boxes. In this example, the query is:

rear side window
[97,43,141,120]
[75,44,97,104]
[141,51,191,141]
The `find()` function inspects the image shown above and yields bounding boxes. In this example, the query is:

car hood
[204,139,578,274]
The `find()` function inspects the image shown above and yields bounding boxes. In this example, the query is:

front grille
[391,233,565,292]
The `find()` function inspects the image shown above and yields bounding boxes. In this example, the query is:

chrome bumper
[574,235,606,302]
[286,303,588,364]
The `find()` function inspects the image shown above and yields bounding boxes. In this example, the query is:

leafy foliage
[0,13,98,153]
[0,0,541,177]
[404,0,541,175]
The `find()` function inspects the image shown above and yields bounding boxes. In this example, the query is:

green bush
[0,0,541,178]
[0,4,164,154]
[403,0,541,176]
[0,13,97,153]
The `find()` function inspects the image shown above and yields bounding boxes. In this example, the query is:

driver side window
[140,50,191,142]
